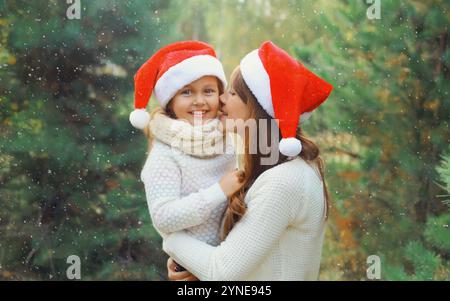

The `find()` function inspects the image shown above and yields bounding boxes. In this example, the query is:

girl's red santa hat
[130,41,227,129]
[240,41,333,157]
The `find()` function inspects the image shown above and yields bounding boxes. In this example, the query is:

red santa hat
[129,41,227,129]
[240,41,333,157]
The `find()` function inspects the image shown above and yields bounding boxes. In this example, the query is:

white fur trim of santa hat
[240,49,275,117]
[154,55,227,108]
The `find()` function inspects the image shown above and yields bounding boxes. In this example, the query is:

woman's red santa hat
[130,41,227,129]
[240,41,333,157]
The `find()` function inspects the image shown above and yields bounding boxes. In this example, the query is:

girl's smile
[168,76,221,125]
[190,109,210,119]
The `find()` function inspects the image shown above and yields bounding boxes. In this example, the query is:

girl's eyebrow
[203,84,217,89]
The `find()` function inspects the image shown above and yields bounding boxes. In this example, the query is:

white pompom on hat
[129,108,150,130]
[240,41,333,156]
[130,41,227,130]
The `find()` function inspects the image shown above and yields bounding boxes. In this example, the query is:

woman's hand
[167,257,198,281]
[219,169,245,197]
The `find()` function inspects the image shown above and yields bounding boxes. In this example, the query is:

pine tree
[1,0,448,281]
[385,149,450,280]
[0,0,174,280]
[296,0,450,279]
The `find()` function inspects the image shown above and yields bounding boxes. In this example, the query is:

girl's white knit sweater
[163,157,327,280]
[140,113,235,246]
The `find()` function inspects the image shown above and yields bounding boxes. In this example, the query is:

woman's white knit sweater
[140,113,235,246]
[163,157,327,280]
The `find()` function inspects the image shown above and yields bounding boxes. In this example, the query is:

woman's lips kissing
[219,109,228,119]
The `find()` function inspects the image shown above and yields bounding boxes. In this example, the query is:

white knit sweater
[163,157,327,280]
[140,114,236,246]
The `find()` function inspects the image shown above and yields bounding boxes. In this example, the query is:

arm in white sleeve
[141,151,227,234]
[163,176,302,280]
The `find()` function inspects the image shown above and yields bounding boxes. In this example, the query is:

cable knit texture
[163,157,327,280]
[141,113,236,246]
[148,109,228,158]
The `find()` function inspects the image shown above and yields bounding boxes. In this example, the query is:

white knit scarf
[149,110,228,158]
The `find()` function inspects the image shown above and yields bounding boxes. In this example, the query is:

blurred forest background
[0,0,449,280]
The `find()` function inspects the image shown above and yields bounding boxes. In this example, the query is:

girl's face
[219,86,251,133]
[168,76,220,125]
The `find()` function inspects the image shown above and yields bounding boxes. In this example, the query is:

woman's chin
[219,114,229,122]
[219,115,227,124]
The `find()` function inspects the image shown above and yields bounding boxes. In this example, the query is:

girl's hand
[167,257,198,281]
[219,170,245,197]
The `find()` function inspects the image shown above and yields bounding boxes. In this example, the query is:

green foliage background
[0,0,448,280]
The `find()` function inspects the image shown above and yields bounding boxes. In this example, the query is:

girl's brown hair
[221,66,330,239]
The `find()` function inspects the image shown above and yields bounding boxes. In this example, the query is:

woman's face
[219,86,251,132]
[168,76,220,125]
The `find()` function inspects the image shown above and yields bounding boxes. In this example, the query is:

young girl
[129,41,244,272]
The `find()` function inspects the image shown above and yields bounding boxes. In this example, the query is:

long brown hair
[221,66,330,239]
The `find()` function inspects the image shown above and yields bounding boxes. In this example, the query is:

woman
[163,41,333,281]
